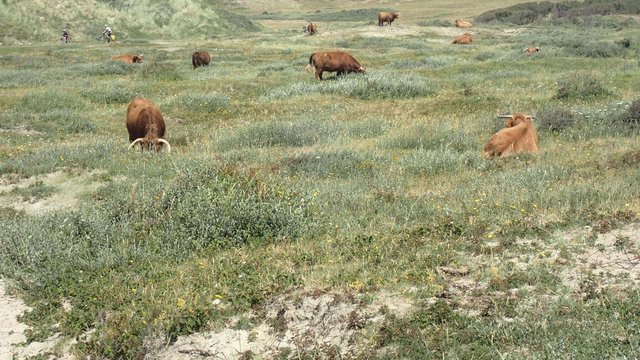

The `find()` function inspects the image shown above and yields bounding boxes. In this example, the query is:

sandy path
[0,280,30,360]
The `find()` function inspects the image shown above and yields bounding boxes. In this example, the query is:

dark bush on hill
[477,0,640,25]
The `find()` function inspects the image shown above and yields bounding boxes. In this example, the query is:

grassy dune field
[1,0,640,358]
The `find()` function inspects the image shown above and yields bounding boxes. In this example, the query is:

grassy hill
[0,0,259,44]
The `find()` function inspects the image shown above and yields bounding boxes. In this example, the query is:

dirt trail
[0,280,30,360]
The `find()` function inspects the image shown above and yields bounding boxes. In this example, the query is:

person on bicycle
[102,25,112,41]
[62,29,70,43]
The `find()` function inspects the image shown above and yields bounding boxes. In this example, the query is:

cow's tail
[305,54,315,73]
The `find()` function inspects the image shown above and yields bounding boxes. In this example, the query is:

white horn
[157,139,172,153]
[128,138,144,150]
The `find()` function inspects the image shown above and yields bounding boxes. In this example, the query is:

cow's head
[129,137,171,153]
[505,113,533,127]
[392,12,400,19]
[133,54,144,63]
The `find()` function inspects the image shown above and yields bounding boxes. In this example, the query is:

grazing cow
[483,113,539,158]
[378,11,399,26]
[452,33,473,44]
[305,51,366,80]
[304,21,317,35]
[523,46,541,54]
[126,98,171,153]
[192,51,210,69]
[112,54,143,64]
[454,18,472,28]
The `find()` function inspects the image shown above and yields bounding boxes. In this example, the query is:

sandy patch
[0,169,107,215]
[0,280,75,360]
[152,289,413,359]
[0,280,30,360]
[560,223,640,294]
[0,126,44,137]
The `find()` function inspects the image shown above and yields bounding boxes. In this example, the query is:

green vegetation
[477,0,640,25]
[1,0,640,358]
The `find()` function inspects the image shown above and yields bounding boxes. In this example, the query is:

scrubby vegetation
[1,0,640,359]
[477,0,640,25]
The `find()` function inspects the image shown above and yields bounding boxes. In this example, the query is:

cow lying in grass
[112,54,143,63]
[483,113,539,158]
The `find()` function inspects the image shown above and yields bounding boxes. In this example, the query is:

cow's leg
[316,69,322,80]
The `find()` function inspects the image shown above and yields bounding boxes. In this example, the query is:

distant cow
[304,21,317,35]
[523,47,541,54]
[305,51,366,80]
[483,113,539,158]
[192,51,210,69]
[126,98,171,153]
[378,11,399,26]
[454,18,472,28]
[112,54,143,64]
[452,33,473,44]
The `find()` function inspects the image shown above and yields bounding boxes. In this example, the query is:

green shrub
[216,118,340,150]
[160,165,311,249]
[537,106,577,132]
[0,70,47,88]
[400,149,481,175]
[281,150,386,178]
[620,98,640,126]
[82,83,140,104]
[477,0,640,25]
[138,62,185,81]
[19,91,88,112]
[262,72,437,101]
[554,73,611,100]
[169,93,230,113]
[76,62,139,76]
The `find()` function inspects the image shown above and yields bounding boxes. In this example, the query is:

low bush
[536,106,577,132]
[19,91,88,112]
[554,73,611,100]
[262,72,437,101]
[477,0,640,25]
[169,93,230,113]
[619,98,640,126]
[216,118,340,150]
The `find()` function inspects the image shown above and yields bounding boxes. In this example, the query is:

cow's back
[126,98,164,141]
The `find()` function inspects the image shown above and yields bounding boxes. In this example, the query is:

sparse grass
[1,1,640,359]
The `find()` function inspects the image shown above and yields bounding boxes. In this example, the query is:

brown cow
[378,11,399,26]
[192,51,210,69]
[452,33,473,44]
[304,21,317,35]
[112,54,143,64]
[305,51,366,80]
[126,97,171,153]
[523,47,541,54]
[454,18,472,28]
[483,113,539,158]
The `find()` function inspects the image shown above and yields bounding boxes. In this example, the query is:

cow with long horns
[523,47,541,54]
[454,18,472,28]
[483,113,539,158]
[126,97,171,153]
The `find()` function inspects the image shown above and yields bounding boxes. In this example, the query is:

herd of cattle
[123,12,541,158]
